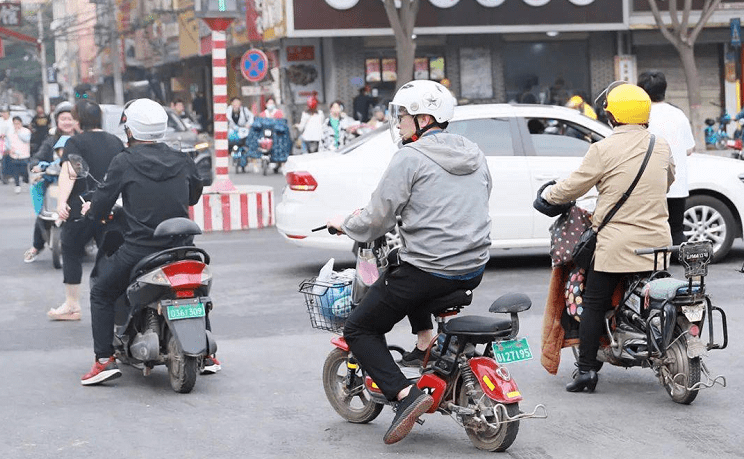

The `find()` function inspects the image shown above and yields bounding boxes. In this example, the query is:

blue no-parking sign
[240,49,269,82]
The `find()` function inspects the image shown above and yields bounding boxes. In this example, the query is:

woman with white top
[296,96,324,153]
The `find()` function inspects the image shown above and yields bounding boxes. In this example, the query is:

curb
[189,185,275,232]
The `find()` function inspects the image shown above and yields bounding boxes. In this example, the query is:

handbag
[571,135,656,270]
[549,205,593,267]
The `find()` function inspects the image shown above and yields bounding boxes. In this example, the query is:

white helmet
[121,98,168,141]
[388,80,455,143]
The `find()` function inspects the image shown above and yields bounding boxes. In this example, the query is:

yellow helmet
[602,83,651,125]
[566,95,584,109]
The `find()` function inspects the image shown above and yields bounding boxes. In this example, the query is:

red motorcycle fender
[417,373,447,413]
[330,336,349,351]
[469,357,523,403]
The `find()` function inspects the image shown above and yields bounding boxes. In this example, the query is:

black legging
[667,197,686,246]
[343,263,483,400]
[60,218,104,284]
[576,268,625,372]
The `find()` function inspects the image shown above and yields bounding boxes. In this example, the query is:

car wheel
[684,195,736,262]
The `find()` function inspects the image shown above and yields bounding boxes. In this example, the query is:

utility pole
[37,8,50,113]
[108,0,124,105]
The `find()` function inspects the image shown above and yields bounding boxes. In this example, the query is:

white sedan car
[277,104,744,262]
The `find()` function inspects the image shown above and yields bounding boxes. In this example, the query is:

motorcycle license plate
[682,303,705,322]
[493,337,533,364]
[165,299,206,321]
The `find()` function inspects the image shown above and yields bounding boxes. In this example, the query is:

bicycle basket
[299,277,353,334]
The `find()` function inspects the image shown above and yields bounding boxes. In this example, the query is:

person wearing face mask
[321,100,356,150]
[259,96,284,119]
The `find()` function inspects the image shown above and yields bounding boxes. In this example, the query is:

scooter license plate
[493,337,533,364]
[165,299,206,321]
[682,303,705,322]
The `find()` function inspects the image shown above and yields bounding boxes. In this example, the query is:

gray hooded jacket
[342,131,492,276]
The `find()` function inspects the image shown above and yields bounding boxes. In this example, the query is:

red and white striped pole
[203,21,235,192]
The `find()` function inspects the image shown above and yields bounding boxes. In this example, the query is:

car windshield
[338,125,388,155]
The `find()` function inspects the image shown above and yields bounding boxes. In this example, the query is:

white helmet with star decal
[388,79,455,143]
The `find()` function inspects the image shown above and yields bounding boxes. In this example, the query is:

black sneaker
[383,386,434,445]
[400,347,427,367]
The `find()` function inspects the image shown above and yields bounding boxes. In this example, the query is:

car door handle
[535,175,559,181]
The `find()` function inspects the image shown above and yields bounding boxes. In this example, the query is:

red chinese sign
[287,46,315,62]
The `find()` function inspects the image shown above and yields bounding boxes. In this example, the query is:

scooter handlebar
[311,225,338,235]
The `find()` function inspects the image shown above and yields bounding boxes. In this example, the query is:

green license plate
[166,302,205,321]
[493,337,533,364]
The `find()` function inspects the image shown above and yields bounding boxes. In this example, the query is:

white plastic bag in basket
[312,258,335,295]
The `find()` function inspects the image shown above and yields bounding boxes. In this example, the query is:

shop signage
[731,18,741,47]
[293,0,622,32]
[0,2,21,27]
[240,48,269,83]
[281,38,325,103]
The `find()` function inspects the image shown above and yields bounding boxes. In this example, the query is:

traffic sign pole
[210,28,234,191]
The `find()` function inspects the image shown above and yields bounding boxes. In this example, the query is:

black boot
[566,369,598,393]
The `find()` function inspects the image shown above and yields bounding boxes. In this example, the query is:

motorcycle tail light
[138,267,171,286]
[286,171,318,191]
[200,265,213,284]
[161,260,208,289]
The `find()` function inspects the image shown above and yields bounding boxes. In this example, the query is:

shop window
[366,56,446,83]
[503,41,589,106]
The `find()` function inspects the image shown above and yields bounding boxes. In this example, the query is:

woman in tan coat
[542,82,675,393]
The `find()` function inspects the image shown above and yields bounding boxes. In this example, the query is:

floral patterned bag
[548,205,593,267]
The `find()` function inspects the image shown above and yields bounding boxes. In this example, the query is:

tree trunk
[396,38,416,88]
[381,0,420,91]
[678,43,706,149]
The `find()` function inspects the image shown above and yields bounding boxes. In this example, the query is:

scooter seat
[427,289,473,316]
[442,315,513,337]
[643,278,688,301]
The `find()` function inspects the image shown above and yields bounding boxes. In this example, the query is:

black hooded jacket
[89,142,203,247]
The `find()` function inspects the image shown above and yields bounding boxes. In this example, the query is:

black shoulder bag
[571,134,656,270]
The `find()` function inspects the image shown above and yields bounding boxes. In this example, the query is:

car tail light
[287,171,318,191]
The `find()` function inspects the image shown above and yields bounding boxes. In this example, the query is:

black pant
[667,197,686,246]
[90,242,161,360]
[343,263,483,401]
[32,216,46,251]
[61,217,104,284]
[10,158,29,186]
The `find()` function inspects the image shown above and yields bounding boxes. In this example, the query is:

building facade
[61,0,744,129]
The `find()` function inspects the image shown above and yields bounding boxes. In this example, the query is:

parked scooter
[703,111,733,150]
[301,227,546,451]
[247,118,291,175]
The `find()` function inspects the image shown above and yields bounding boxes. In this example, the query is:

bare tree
[381,0,420,90]
[647,0,723,147]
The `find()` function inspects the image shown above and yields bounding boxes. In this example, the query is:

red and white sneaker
[81,357,122,386]
[201,355,221,375]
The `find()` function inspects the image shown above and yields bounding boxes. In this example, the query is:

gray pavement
[1,169,743,458]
